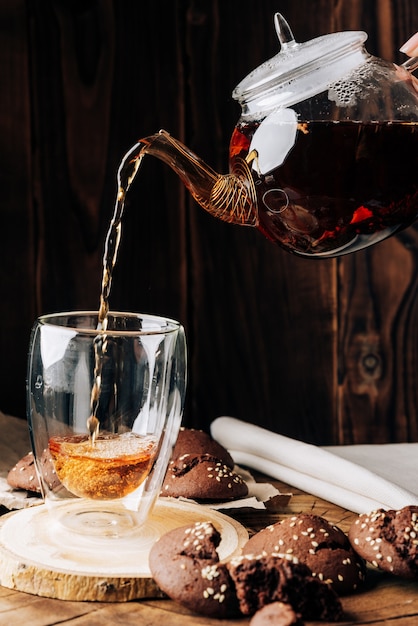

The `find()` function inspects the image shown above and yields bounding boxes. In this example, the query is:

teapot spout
[137,130,258,226]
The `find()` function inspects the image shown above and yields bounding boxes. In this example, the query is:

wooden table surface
[1,413,418,626]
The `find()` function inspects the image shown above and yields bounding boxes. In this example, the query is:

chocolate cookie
[7,449,60,494]
[250,602,304,626]
[171,427,235,468]
[227,554,343,621]
[242,513,366,595]
[348,506,418,579]
[148,521,240,618]
[161,453,248,501]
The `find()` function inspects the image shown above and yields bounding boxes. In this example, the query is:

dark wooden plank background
[1,0,418,445]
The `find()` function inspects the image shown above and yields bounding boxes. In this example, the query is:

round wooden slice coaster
[0,498,248,601]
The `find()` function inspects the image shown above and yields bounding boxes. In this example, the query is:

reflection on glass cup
[27,311,187,536]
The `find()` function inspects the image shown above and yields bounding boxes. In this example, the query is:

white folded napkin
[211,416,418,514]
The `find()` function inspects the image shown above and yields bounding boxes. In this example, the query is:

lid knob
[274,12,298,50]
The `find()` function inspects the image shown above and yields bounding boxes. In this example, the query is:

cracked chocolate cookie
[348,505,418,579]
[161,427,247,501]
[227,553,343,621]
[161,453,248,501]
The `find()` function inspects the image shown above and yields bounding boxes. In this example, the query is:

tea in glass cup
[27,311,186,536]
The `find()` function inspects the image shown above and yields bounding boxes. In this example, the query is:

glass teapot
[124,13,418,258]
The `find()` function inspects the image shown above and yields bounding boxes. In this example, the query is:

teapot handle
[402,56,418,73]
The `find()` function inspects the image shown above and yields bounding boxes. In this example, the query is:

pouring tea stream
[118,13,418,258]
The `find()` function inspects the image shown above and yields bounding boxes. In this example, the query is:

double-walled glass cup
[27,311,186,537]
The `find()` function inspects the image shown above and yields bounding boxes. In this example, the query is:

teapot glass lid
[233,13,368,113]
